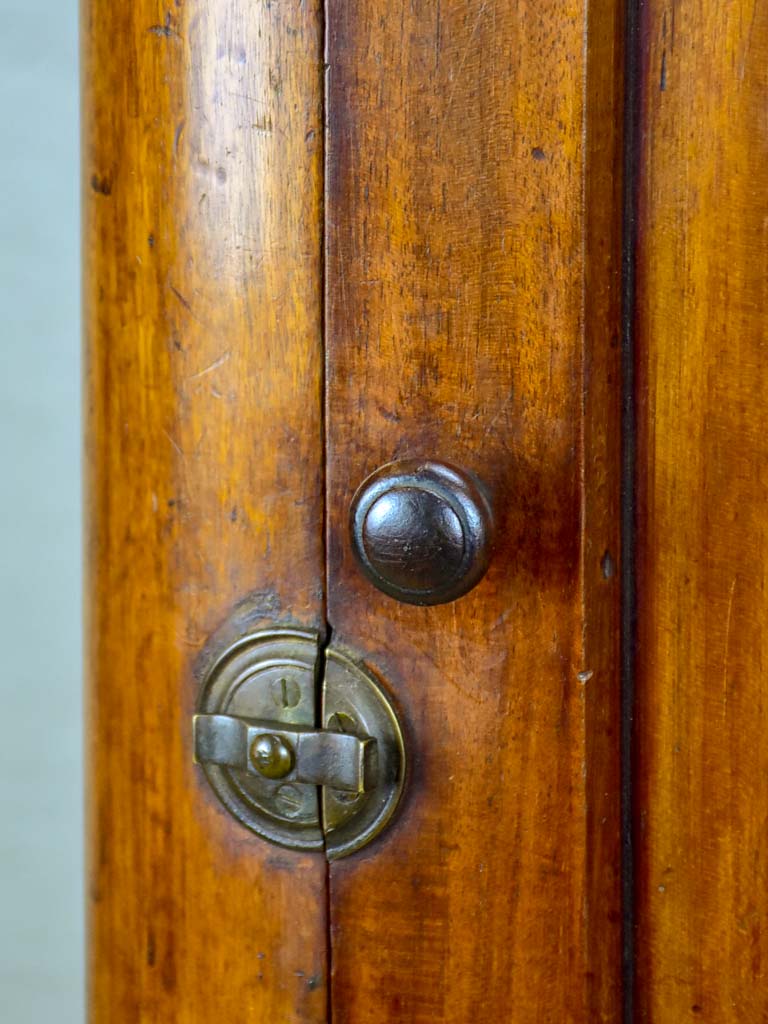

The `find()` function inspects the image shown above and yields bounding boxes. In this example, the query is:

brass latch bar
[193,713,379,794]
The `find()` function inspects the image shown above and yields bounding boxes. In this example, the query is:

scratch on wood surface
[738,0,759,82]
[169,284,203,324]
[162,429,184,457]
[169,284,193,313]
[722,576,737,712]
[410,642,491,706]
[441,0,489,121]
[187,352,231,380]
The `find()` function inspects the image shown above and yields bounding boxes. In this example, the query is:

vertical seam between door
[621,0,642,1017]
[321,0,332,1019]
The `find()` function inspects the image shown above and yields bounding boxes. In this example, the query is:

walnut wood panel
[325,1,625,1020]
[634,1,768,1019]
[83,2,327,1020]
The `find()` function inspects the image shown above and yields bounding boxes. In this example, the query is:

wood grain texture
[634,0,768,1019]
[83,1,327,1019]
[325,0,625,1020]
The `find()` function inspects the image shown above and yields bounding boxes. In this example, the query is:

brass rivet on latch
[250,733,294,779]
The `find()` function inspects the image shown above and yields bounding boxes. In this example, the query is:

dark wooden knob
[349,460,494,606]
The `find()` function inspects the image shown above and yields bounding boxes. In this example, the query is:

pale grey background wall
[0,2,83,1021]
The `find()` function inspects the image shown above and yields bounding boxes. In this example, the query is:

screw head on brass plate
[350,459,494,605]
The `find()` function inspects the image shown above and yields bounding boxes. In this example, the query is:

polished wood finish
[325,0,625,1019]
[634,1,768,1019]
[83,1,327,1019]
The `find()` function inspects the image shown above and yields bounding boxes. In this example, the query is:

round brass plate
[195,628,406,859]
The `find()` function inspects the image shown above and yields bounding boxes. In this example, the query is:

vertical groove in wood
[324,0,624,1020]
[634,1,768,1019]
[83,1,328,1019]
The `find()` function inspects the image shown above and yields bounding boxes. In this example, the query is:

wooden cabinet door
[84,3,328,1020]
[323,1,623,1020]
[84,0,768,1020]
